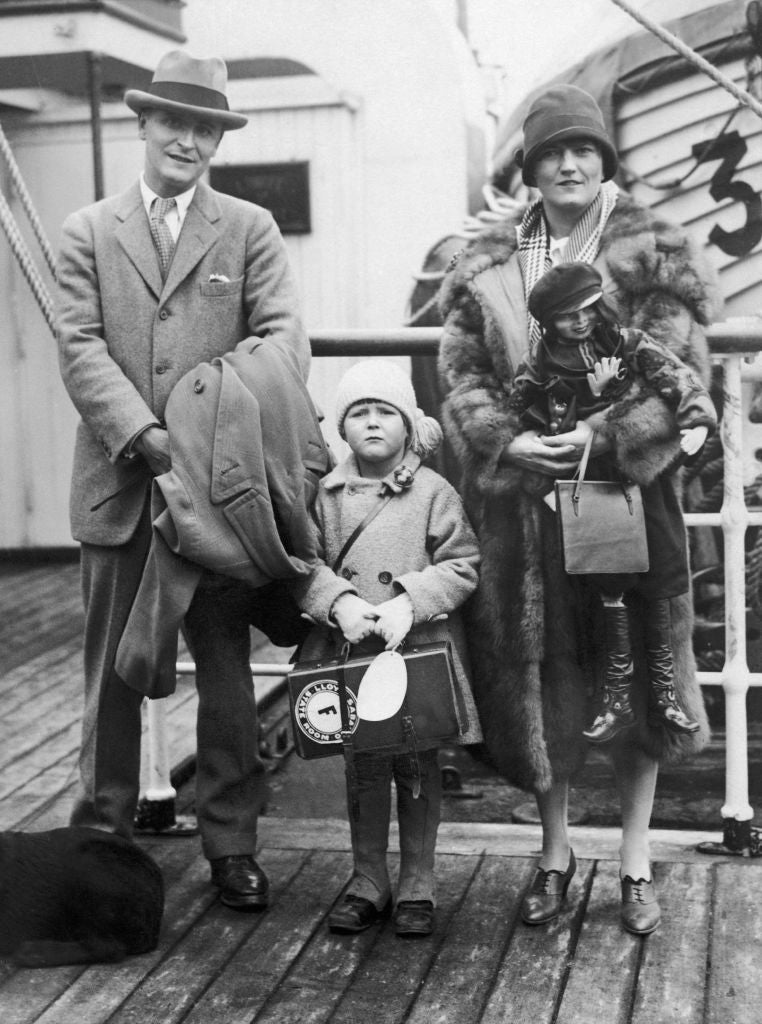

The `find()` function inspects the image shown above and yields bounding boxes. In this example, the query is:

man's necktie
[149,197,176,278]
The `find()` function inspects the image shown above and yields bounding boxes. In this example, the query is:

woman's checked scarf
[516,179,619,351]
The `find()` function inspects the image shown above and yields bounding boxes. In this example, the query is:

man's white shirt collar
[139,175,196,240]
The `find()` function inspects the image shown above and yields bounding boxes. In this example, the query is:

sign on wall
[210,162,311,234]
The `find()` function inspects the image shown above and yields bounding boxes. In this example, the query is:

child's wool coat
[296,453,482,745]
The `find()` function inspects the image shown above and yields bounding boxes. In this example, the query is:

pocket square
[208,273,230,283]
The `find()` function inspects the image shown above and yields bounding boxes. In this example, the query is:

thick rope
[610,0,762,121]
[0,121,56,278]
[0,190,56,336]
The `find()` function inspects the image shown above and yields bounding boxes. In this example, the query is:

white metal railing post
[135,697,197,835]
[719,355,754,827]
[698,353,755,855]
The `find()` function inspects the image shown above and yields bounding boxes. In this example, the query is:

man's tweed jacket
[57,179,310,545]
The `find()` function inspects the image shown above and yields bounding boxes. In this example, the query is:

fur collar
[439,192,720,328]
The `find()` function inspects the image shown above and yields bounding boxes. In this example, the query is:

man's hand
[133,426,171,476]
[680,425,709,456]
[331,593,379,644]
[372,593,414,650]
[587,356,623,397]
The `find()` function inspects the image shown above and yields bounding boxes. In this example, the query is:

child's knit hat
[335,360,443,458]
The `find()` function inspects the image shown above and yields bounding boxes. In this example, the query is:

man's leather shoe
[210,855,269,911]
[328,894,388,934]
[394,900,434,937]
[521,850,576,925]
[621,875,660,935]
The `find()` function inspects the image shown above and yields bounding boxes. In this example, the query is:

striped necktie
[149,196,176,278]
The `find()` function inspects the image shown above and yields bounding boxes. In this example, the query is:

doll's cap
[528,262,603,324]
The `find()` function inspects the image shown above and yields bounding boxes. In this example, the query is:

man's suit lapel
[162,184,221,300]
[113,181,222,301]
[114,183,163,299]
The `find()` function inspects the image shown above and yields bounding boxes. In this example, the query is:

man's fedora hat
[125,50,247,130]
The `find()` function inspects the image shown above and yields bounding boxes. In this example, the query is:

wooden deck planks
[706,861,762,1024]
[181,850,354,1024]
[0,563,82,673]
[555,863,641,1024]
[405,855,531,1024]
[323,854,482,1024]
[481,859,593,1024]
[631,862,712,1024]
[104,849,310,1024]
[3,563,762,1022]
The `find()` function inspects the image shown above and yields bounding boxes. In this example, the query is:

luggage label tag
[356,649,408,721]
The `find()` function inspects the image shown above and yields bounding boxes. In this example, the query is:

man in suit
[56,50,311,910]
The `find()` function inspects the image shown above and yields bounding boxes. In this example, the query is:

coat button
[378,571,393,584]
[155,364,168,375]
[193,379,204,393]
[341,567,353,580]
[159,309,169,320]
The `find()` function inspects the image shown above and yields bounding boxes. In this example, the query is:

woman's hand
[540,420,609,459]
[505,430,580,475]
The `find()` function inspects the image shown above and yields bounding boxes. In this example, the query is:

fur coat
[437,191,720,793]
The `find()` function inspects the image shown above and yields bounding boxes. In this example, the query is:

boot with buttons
[583,599,635,744]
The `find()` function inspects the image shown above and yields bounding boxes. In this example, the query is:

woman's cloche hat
[516,84,618,186]
[124,50,248,130]
[528,262,604,325]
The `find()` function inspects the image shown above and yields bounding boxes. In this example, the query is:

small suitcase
[287,641,464,759]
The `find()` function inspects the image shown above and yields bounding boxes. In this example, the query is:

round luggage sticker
[295,680,358,744]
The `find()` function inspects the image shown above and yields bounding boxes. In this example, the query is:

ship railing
[139,323,762,857]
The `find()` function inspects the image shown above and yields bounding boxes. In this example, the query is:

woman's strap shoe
[620,876,661,935]
[521,850,576,925]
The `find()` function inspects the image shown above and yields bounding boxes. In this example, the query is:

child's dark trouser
[345,747,441,909]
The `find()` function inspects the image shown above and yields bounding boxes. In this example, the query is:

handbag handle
[571,431,636,517]
[571,430,596,504]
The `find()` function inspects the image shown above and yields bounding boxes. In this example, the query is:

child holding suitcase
[294,360,481,937]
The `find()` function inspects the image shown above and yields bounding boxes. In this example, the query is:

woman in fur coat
[437,84,720,936]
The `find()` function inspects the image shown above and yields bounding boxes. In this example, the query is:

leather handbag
[287,639,465,760]
[554,432,649,575]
